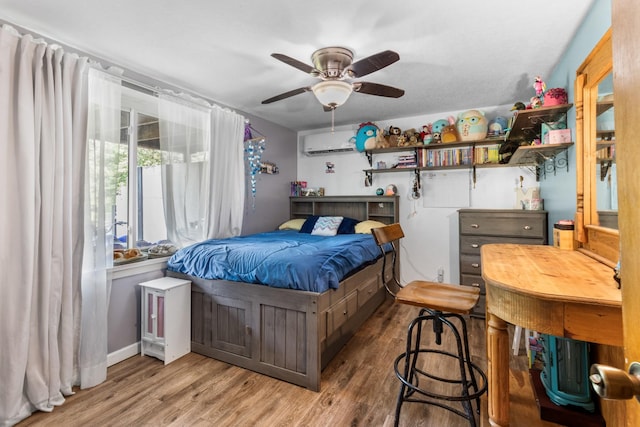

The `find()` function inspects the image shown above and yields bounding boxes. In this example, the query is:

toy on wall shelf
[431,119,449,143]
[511,102,526,111]
[441,116,459,143]
[354,122,380,151]
[534,75,547,97]
[420,124,433,144]
[487,116,508,137]
[386,126,404,147]
[529,96,542,109]
[456,109,488,141]
[402,128,420,146]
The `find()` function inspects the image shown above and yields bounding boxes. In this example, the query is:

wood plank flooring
[17,298,559,427]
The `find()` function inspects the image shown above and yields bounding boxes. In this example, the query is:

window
[113,87,169,250]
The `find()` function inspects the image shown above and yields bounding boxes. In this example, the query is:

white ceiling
[0,0,594,131]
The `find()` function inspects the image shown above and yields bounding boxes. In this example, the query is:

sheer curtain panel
[0,25,88,426]
[159,95,212,247]
[158,96,245,246]
[80,68,122,389]
[208,106,246,239]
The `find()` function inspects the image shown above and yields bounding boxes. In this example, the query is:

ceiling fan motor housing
[311,47,353,79]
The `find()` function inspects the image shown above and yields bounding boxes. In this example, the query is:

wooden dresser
[458,209,548,317]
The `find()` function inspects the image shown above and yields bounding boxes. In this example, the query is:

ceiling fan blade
[261,87,311,104]
[348,50,400,78]
[271,53,317,75]
[353,82,405,98]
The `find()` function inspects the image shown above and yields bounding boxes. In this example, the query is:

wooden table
[481,244,622,427]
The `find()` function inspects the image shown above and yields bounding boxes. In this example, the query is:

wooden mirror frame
[575,28,619,267]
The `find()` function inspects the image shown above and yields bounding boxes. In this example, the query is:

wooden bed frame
[167,196,399,391]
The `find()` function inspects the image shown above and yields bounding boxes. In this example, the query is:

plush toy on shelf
[420,124,433,144]
[441,116,459,143]
[354,122,380,151]
[529,96,542,109]
[386,126,403,147]
[431,119,449,143]
[402,128,420,145]
[488,116,508,137]
[456,109,488,141]
[374,126,389,148]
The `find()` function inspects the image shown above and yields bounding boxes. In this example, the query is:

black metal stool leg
[395,311,425,426]
[393,312,487,427]
[443,312,483,415]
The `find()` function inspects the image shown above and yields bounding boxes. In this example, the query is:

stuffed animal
[386,126,403,147]
[487,116,508,137]
[431,119,449,144]
[441,116,459,143]
[403,128,420,145]
[354,122,379,151]
[456,109,488,141]
[529,96,542,109]
[374,127,389,148]
[420,124,433,144]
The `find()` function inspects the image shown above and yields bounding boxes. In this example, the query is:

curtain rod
[116,71,228,112]
[2,19,240,115]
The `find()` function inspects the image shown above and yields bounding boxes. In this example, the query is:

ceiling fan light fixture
[311,80,352,108]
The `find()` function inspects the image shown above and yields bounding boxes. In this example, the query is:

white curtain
[80,68,122,388]
[208,106,246,238]
[159,96,245,246]
[0,25,88,425]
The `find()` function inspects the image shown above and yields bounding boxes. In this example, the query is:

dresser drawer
[458,209,548,320]
[459,211,547,240]
[471,294,486,317]
[461,274,485,294]
[459,235,546,255]
[460,254,482,275]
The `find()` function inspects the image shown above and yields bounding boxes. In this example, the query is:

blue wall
[542,0,611,238]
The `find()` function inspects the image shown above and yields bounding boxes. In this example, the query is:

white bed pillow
[311,216,344,236]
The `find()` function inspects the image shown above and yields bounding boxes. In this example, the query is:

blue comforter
[167,230,381,293]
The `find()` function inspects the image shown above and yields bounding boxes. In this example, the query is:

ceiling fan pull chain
[331,108,335,133]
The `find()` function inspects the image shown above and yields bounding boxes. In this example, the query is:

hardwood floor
[17,297,549,427]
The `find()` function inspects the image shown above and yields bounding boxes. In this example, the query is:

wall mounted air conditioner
[303,131,356,156]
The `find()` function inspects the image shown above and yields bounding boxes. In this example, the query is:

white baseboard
[107,342,140,367]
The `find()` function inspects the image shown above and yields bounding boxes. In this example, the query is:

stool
[371,223,488,427]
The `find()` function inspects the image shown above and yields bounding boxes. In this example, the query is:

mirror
[575,28,619,267]
[595,73,617,229]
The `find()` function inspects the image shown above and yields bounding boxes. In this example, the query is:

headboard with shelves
[290,195,399,224]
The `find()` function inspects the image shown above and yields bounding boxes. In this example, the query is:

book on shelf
[418,146,473,167]
[395,153,417,168]
[473,144,501,164]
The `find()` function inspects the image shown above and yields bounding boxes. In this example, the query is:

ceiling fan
[261,47,405,111]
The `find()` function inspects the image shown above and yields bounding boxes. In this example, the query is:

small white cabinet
[139,277,191,364]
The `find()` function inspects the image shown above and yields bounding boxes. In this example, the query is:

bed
[166,195,399,391]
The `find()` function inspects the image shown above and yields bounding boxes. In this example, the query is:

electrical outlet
[437,267,444,283]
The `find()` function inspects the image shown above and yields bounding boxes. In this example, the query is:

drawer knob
[471,283,480,287]
[471,243,479,248]
[523,225,532,230]
[471,223,479,229]
[471,263,480,268]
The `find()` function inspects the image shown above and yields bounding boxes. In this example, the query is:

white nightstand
[139,277,191,364]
